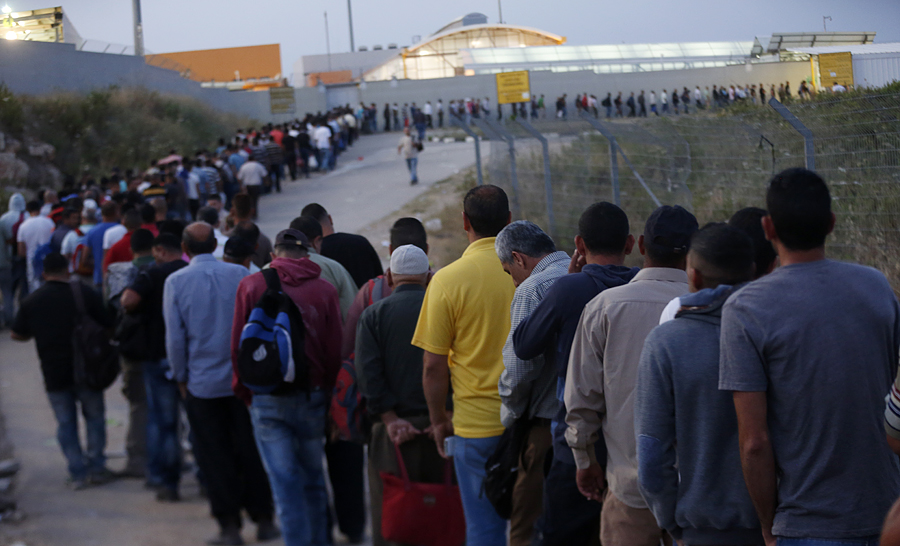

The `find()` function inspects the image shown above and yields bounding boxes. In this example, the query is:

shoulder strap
[262,267,281,292]
[70,279,87,317]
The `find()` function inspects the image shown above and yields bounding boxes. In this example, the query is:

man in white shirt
[17,200,55,292]
[832,82,847,93]
[424,101,433,128]
[237,157,268,219]
[313,122,333,173]
[102,221,128,252]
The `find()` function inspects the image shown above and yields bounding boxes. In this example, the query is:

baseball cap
[83,198,98,211]
[274,228,311,249]
[643,205,699,255]
[390,244,429,275]
[224,237,256,260]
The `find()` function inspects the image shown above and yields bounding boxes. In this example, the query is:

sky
[8,0,900,80]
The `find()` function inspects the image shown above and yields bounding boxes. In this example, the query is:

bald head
[183,222,216,257]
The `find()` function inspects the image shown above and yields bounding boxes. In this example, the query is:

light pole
[823,16,832,32]
[497,0,503,24]
[347,0,355,52]
[132,0,144,57]
[324,11,331,71]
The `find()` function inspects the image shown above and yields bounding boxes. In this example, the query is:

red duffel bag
[380,442,465,546]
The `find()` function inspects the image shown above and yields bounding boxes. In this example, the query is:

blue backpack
[237,268,307,395]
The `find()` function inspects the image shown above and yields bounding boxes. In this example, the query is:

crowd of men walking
[3,143,900,546]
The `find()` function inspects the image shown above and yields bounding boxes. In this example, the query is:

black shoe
[256,521,281,542]
[156,487,180,503]
[88,468,118,486]
[346,533,365,545]
[207,526,243,546]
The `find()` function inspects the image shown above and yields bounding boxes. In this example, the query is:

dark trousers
[246,185,261,219]
[121,358,147,474]
[534,455,601,546]
[285,154,297,180]
[510,423,552,546]
[184,394,274,529]
[326,439,366,541]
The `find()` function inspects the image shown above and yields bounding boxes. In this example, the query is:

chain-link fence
[456,93,900,290]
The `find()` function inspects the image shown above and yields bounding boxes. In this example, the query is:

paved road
[255,132,477,241]
[0,131,479,546]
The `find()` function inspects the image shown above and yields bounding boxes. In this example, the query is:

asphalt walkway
[0,131,479,546]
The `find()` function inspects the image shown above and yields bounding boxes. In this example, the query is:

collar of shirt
[189,253,217,266]
[531,251,570,277]
[393,283,425,295]
[462,237,496,257]
[629,266,688,285]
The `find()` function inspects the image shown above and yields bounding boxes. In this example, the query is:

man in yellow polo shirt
[414,184,515,546]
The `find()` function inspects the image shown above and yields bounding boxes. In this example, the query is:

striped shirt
[499,251,570,426]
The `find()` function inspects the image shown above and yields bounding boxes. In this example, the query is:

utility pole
[823,15,832,31]
[324,11,332,71]
[132,0,144,57]
[347,0,355,52]
[497,0,503,24]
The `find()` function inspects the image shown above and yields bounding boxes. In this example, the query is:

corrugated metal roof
[787,43,900,56]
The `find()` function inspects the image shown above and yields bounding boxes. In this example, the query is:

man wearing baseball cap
[231,228,342,546]
[565,205,698,546]
[355,244,445,546]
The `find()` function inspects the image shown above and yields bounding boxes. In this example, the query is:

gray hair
[495,220,556,264]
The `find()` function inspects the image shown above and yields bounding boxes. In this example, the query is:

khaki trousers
[368,415,448,546]
[509,422,553,546]
[600,489,668,546]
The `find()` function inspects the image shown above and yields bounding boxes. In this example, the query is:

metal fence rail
[467,93,900,291]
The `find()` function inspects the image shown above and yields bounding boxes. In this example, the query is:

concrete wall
[853,53,900,88]
[0,39,327,124]
[353,61,813,110]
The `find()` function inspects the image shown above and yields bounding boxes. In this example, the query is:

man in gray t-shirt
[720,168,900,544]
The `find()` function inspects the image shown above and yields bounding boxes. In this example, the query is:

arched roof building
[362,13,565,82]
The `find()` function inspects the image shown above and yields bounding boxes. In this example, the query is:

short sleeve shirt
[720,260,900,538]
[412,237,515,438]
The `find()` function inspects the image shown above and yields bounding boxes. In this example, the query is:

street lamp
[5,31,16,40]
[1,5,11,15]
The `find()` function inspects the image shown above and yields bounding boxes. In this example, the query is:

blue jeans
[406,157,418,183]
[445,434,506,546]
[250,391,328,546]
[47,387,106,480]
[144,359,181,489]
[778,538,880,546]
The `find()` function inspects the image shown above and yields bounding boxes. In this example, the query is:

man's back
[14,280,110,392]
[720,259,900,537]
[637,285,761,543]
[356,284,428,416]
[164,255,248,399]
[306,251,357,319]
[85,222,116,285]
[567,267,688,508]
[130,259,188,362]
[320,232,384,289]
[232,257,342,396]
[413,237,515,439]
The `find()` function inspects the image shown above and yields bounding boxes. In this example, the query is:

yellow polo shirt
[412,237,515,438]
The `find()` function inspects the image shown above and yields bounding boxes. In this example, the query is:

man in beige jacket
[564,205,697,546]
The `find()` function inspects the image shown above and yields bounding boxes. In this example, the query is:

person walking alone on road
[398,127,420,186]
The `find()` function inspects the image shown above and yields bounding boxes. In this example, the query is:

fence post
[474,117,521,219]
[579,112,664,207]
[768,97,815,171]
[450,113,484,186]
[514,117,557,241]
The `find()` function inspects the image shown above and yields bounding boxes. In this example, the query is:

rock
[425,219,442,232]
[0,153,28,185]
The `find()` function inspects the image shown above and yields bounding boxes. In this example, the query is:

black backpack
[237,268,308,395]
[482,417,535,519]
[70,280,120,391]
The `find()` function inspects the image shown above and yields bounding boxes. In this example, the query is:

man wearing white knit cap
[355,244,445,546]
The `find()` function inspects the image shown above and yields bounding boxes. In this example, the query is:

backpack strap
[262,267,282,292]
[70,279,87,317]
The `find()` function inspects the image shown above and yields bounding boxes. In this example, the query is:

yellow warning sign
[818,52,854,88]
[496,71,531,105]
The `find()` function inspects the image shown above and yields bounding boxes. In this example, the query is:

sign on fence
[818,52,854,88]
[496,71,531,105]
[269,87,296,115]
